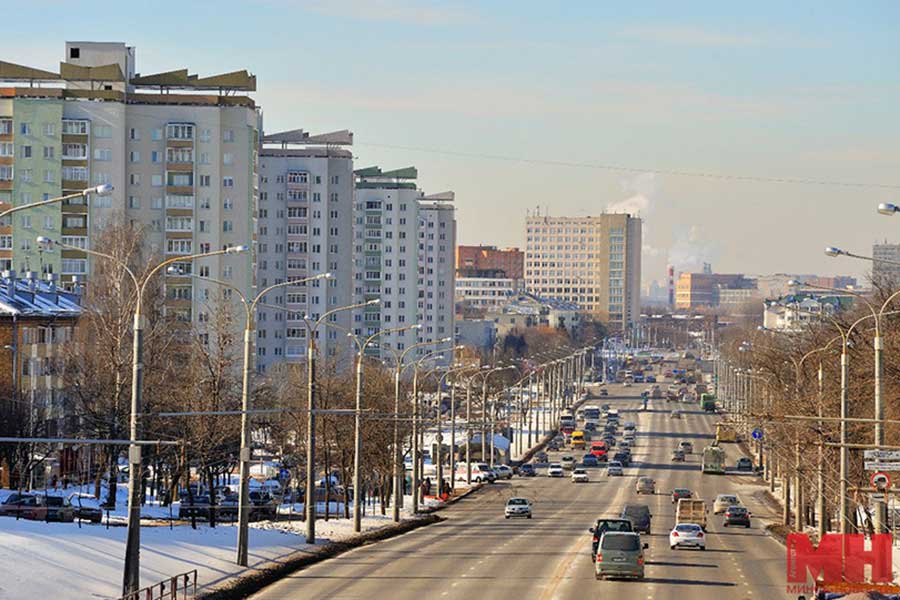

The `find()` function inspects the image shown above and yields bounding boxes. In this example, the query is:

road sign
[751,429,763,440]
[872,493,886,501]
[871,472,891,490]
[866,462,900,472]
[864,450,900,461]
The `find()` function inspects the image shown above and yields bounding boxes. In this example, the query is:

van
[676,498,708,530]
[595,532,647,580]
[453,463,495,484]
[571,431,586,449]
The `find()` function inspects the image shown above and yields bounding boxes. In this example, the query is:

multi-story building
[353,167,456,364]
[524,213,641,331]
[674,273,756,310]
[456,245,523,279]
[0,41,259,328]
[255,129,354,372]
[763,293,853,331]
[455,276,522,312]
[873,242,900,284]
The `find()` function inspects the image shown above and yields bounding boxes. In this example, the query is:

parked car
[29,496,75,522]
[669,522,706,550]
[621,504,652,534]
[218,494,239,520]
[635,477,656,495]
[595,532,647,580]
[249,491,276,520]
[504,497,532,519]
[67,493,103,523]
[589,518,634,560]
[547,463,564,477]
[571,468,590,483]
[671,488,693,504]
[0,493,37,518]
[723,505,751,528]
[494,465,513,480]
[736,457,754,472]
[671,449,685,462]
[606,461,623,476]
[518,463,536,477]
[178,495,211,520]
[713,494,742,515]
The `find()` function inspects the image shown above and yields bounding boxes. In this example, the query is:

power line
[356,142,900,190]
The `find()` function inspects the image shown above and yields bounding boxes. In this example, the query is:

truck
[701,446,726,474]
[675,498,708,530]
[716,422,737,443]
[699,393,717,412]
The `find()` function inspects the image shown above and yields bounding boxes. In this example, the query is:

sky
[6,1,900,284]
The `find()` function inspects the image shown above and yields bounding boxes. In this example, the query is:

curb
[196,514,442,600]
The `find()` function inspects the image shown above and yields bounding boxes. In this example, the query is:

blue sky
[8,1,900,283]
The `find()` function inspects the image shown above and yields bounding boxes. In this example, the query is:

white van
[453,463,495,483]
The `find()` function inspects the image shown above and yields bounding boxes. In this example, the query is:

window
[223,220,233,232]
[167,173,193,187]
[42,146,54,159]
[0,143,11,157]
[43,123,56,137]
[151,197,163,209]
[0,120,10,135]
[0,235,11,249]
[150,174,162,187]
[199,175,210,187]
[223,129,234,142]
[20,123,32,136]
[166,216,193,231]
[43,169,55,183]
[287,171,308,184]
[62,120,88,135]
[199,129,211,142]
[223,197,233,210]
[94,125,112,138]
[61,166,88,181]
[129,150,140,163]
[0,166,12,181]
[165,195,194,209]
[166,239,193,254]
[151,150,161,163]
[130,173,141,186]
[223,176,234,188]
[152,128,162,141]
[223,152,234,165]
[43,216,54,230]
[166,124,194,140]
[287,207,307,218]
[199,152,210,164]
[21,145,32,158]
[128,196,140,209]
[61,259,87,274]
[166,147,193,163]
[93,196,110,209]
[61,143,87,159]
[94,148,112,161]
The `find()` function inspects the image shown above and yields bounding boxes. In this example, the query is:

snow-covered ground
[0,511,410,599]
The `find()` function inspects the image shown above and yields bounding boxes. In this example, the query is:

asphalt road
[250,383,790,600]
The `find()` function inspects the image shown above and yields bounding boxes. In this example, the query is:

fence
[118,570,197,600]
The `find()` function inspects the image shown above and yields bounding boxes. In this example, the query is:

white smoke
[607,172,657,215]
[667,225,720,272]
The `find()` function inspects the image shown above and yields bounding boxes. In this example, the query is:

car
[0,493,37,518]
[736,457,753,472]
[248,491,276,519]
[620,504,652,534]
[671,449,685,462]
[670,410,682,419]
[595,532,647,580]
[505,497,533,519]
[589,518,634,560]
[669,523,706,550]
[600,435,616,448]
[623,421,636,432]
[548,439,561,451]
[635,477,655,495]
[217,494,239,520]
[601,404,610,411]
[547,463,564,477]
[24,496,75,522]
[518,463,536,477]
[179,495,211,520]
[606,461,623,476]
[560,455,576,470]
[672,488,693,504]
[584,422,597,432]
[679,441,694,454]
[723,505,751,527]
[623,381,632,387]
[475,463,498,483]
[572,468,590,483]
[535,451,549,463]
[646,375,657,383]
[599,388,609,397]
[713,494,742,515]
[618,438,633,449]
[612,451,631,467]
[581,454,600,467]
[67,493,104,523]
[494,465,513,480]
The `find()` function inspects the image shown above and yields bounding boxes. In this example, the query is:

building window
[166,124,194,140]
[61,166,88,181]
[42,146,54,159]
[223,152,234,165]
[223,129,234,142]
[166,239,193,255]
[94,148,112,161]
[223,176,234,188]
[61,259,87,274]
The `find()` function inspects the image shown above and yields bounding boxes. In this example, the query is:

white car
[505,497,533,519]
[560,455,576,470]
[670,410,682,419]
[713,494,742,515]
[606,461,623,476]
[669,523,706,550]
[619,438,633,449]
[547,463,564,477]
[494,465,513,480]
[571,468,590,483]
[623,381,633,387]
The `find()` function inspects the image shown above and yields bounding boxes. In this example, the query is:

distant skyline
[6,1,899,284]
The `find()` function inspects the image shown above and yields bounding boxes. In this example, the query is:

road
[250,383,789,600]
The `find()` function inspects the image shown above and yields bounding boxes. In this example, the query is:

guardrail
[118,570,197,600]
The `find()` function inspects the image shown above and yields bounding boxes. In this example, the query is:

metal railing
[118,570,197,600]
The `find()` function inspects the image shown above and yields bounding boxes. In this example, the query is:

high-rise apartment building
[873,242,900,284]
[353,167,456,364]
[255,129,354,372]
[0,41,260,326]
[456,245,523,279]
[524,213,641,330]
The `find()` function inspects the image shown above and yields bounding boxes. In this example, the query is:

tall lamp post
[433,358,473,497]
[38,235,247,595]
[168,268,331,565]
[410,347,450,513]
[1,184,113,221]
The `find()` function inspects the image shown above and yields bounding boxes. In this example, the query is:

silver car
[607,461,623,476]
[505,497,532,519]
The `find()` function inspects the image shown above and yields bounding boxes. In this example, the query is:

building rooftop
[0,273,81,318]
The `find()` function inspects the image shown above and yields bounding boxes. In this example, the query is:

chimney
[667,265,675,308]
[1,270,16,300]
[25,270,38,292]
[45,272,58,295]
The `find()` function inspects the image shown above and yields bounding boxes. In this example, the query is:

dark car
[581,454,600,467]
[612,451,631,467]
[723,505,751,528]
[584,422,597,432]
[671,488,693,504]
[621,504,652,534]
[601,435,616,448]
[518,463,536,477]
[68,493,103,523]
[736,457,753,472]
[178,495,211,520]
[0,493,37,518]
[218,494,239,520]
[249,491,276,520]
[548,439,561,451]
[588,517,634,561]
[599,389,608,397]
[535,451,549,463]
[646,375,657,383]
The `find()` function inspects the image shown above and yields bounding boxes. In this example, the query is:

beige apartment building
[0,41,259,326]
[524,213,641,331]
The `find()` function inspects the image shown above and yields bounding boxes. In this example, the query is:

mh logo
[786,533,893,584]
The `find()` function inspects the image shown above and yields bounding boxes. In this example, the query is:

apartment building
[353,167,456,364]
[456,245,523,279]
[0,41,259,327]
[255,129,354,372]
[873,242,900,284]
[455,276,522,312]
[524,213,641,331]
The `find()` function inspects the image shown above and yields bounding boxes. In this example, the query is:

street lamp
[167,267,331,565]
[410,346,450,513]
[0,184,113,221]
[38,235,247,595]
[878,203,900,216]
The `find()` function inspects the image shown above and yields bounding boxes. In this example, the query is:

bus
[583,406,601,423]
[699,393,717,412]
[716,423,737,443]
[701,446,726,474]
